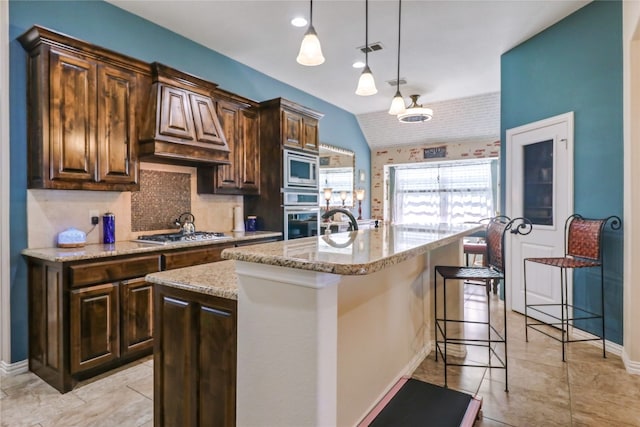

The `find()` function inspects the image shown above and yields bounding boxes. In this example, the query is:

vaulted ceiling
[109,0,590,147]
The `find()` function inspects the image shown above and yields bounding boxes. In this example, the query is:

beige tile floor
[1,284,639,426]
[0,357,153,427]
[413,284,640,427]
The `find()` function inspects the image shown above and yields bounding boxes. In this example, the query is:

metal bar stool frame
[523,214,621,361]
[434,216,533,392]
[463,219,500,294]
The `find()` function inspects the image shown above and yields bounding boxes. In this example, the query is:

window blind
[392,160,495,225]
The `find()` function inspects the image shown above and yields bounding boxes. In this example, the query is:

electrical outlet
[89,210,99,225]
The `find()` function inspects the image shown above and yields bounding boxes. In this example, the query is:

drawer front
[70,255,161,288]
[163,244,233,270]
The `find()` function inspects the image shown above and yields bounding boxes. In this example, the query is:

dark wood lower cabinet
[26,238,271,394]
[27,260,70,392]
[70,283,120,374]
[26,254,161,392]
[154,285,237,427]
[120,278,154,357]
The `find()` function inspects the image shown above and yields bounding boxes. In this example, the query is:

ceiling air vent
[357,42,384,53]
[386,78,407,86]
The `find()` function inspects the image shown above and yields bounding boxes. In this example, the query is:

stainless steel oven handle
[284,207,320,213]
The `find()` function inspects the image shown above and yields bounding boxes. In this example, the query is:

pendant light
[388,0,406,115]
[355,0,377,96]
[296,0,325,66]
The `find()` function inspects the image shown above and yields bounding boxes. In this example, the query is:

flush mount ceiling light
[397,95,433,123]
[291,17,307,27]
[355,0,377,96]
[388,0,406,115]
[296,0,325,66]
[352,60,366,69]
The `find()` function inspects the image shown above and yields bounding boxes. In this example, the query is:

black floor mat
[369,379,473,427]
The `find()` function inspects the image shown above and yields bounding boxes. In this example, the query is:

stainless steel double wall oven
[282,149,319,240]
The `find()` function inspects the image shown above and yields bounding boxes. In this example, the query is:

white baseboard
[570,328,623,357]
[0,358,28,376]
[539,328,640,375]
[622,351,640,375]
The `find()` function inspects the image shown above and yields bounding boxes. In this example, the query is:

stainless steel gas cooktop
[135,231,232,245]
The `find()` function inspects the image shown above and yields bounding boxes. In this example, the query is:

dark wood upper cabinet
[139,63,230,165]
[239,108,260,191]
[212,99,242,190]
[20,26,265,192]
[302,116,319,152]
[197,91,260,195]
[260,98,323,154]
[49,50,96,184]
[283,109,304,149]
[243,98,323,235]
[97,65,139,186]
[18,25,145,191]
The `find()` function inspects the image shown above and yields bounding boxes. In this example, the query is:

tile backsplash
[27,162,243,248]
[131,170,191,232]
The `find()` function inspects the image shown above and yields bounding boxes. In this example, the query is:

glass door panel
[523,139,553,226]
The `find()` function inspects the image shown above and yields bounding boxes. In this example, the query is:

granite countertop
[146,260,238,300]
[21,231,281,262]
[222,223,482,276]
[143,224,481,299]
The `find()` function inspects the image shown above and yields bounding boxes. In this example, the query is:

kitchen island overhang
[221,223,481,426]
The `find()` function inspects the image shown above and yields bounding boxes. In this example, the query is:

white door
[506,112,574,320]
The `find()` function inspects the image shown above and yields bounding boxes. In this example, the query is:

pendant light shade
[355,0,377,96]
[388,90,406,115]
[296,0,325,66]
[388,0,406,115]
[356,65,377,96]
[297,25,325,66]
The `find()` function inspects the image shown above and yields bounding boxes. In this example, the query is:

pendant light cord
[365,0,369,66]
[396,0,401,91]
[310,0,313,25]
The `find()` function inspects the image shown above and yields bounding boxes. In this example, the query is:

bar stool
[434,216,532,392]
[523,214,621,361]
[463,239,494,293]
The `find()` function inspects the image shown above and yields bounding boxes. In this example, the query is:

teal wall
[8,0,370,362]
[501,1,624,343]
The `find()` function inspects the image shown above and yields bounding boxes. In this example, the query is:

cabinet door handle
[201,306,231,317]
[163,296,188,307]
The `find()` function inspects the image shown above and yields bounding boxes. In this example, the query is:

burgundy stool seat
[464,241,491,291]
[463,242,487,256]
[464,242,488,268]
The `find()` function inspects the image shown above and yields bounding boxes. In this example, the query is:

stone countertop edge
[221,225,482,276]
[146,260,238,300]
[21,231,282,262]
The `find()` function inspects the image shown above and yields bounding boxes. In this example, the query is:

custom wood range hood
[139,62,231,165]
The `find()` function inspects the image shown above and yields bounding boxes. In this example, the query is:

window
[390,159,497,225]
[319,167,353,206]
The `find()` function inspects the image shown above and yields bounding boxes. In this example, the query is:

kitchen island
[148,223,481,426]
